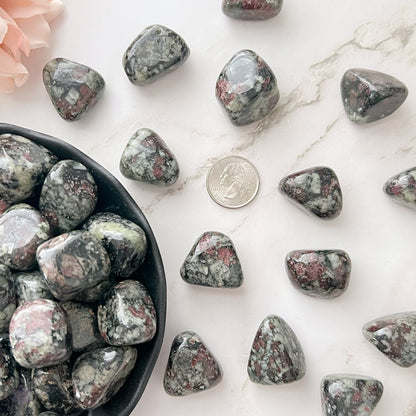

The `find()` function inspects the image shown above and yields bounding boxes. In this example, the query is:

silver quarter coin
[206,156,260,208]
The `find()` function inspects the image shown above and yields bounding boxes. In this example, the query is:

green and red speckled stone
[0,335,19,401]
[9,299,72,368]
[279,166,343,220]
[72,346,137,410]
[222,0,283,20]
[341,68,408,124]
[14,271,55,306]
[164,331,222,396]
[321,374,383,416]
[180,231,243,288]
[247,315,305,385]
[0,265,15,332]
[384,167,416,209]
[97,280,157,346]
[286,249,351,299]
[43,58,105,121]
[216,49,279,126]
[363,312,416,367]
[120,128,179,187]
[39,159,98,234]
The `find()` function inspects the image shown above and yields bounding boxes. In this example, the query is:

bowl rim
[0,122,167,416]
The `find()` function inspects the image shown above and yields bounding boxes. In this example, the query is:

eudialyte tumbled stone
[164,331,222,396]
[84,212,148,277]
[60,301,105,353]
[216,49,279,126]
[72,346,137,409]
[247,314,305,385]
[120,128,180,187]
[285,249,351,299]
[341,68,408,124]
[98,280,157,345]
[37,231,111,301]
[222,0,283,20]
[43,57,105,121]
[39,412,60,416]
[321,374,383,416]
[363,312,416,367]
[279,166,342,220]
[33,362,83,415]
[0,133,58,206]
[0,204,50,270]
[73,274,115,303]
[0,368,42,416]
[14,271,55,306]
[0,335,19,401]
[123,24,190,86]
[39,159,98,233]
[180,231,243,288]
[383,167,416,209]
[9,299,72,368]
[0,265,15,332]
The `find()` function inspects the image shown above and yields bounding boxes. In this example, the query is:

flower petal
[15,15,50,49]
[1,0,63,22]
[0,46,29,93]
[0,7,30,58]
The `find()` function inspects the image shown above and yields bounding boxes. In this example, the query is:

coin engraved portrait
[219,162,247,201]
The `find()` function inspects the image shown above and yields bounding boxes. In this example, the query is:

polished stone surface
[363,312,416,367]
[180,231,243,288]
[14,271,55,306]
[341,68,408,124]
[120,128,179,186]
[216,49,279,126]
[383,167,416,209]
[0,335,19,401]
[247,315,305,385]
[286,249,351,298]
[43,58,105,121]
[222,0,283,20]
[164,331,222,396]
[123,24,190,86]
[279,166,343,220]
[0,265,15,332]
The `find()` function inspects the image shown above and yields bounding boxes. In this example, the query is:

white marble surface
[2,1,416,414]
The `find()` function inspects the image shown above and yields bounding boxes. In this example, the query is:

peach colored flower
[0,0,63,93]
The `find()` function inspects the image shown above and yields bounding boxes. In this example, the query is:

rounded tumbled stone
[84,211,148,277]
[285,249,351,299]
[0,133,58,207]
[37,230,111,301]
[164,331,222,396]
[43,57,105,121]
[247,314,305,385]
[39,159,98,234]
[0,265,15,332]
[9,299,72,368]
[0,335,19,401]
[180,231,243,288]
[72,274,116,303]
[341,68,408,124]
[279,166,342,220]
[14,271,55,306]
[321,374,383,416]
[0,204,51,271]
[120,128,180,187]
[123,24,190,86]
[216,49,279,126]
[98,280,157,346]
[222,0,283,20]
[383,167,416,210]
[363,311,416,367]
[72,346,137,409]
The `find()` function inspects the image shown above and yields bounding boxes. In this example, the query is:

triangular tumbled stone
[180,231,243,288]
[123,24,190,86]
[279,166,342,220]
[321,374,383,416]
[383,167,416,209]
[120,128,179,186]
[363,312,416,367]
[43,58,105,121]
[286,249,351,299]
[247,315,305,385]
[216,49,279,126]
[222,0,283,20]
[164,331,222,396]
[341,68,408,124]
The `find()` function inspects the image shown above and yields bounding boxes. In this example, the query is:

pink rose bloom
[0,0,63,93]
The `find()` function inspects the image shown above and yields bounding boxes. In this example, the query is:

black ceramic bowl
[0,123,166,416]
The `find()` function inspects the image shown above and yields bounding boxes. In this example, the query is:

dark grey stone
[14,271,55,306]
[0,265,15,332]
[222,0,283,20]
[384,167,416,209]
[0,335,19,401]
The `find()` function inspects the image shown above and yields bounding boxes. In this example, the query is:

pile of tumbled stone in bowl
[0,133,157,415]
